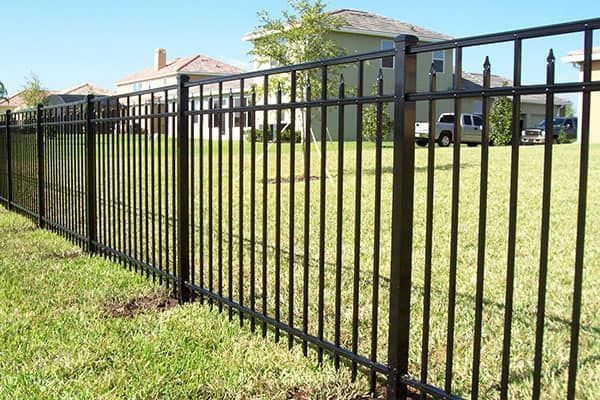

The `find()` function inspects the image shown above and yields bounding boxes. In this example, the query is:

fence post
[387,34,418,400]
[85,94,97,253]
[176,74,191,304]
[6,110,12,210]
[36,104,45,227]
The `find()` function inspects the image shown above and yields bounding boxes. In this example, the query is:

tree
[21,73,48,108]
[561,101,575,117]
[489,95,513,145]
[248,0,346,110]
[363,80,393,141]
[0,81,7,102]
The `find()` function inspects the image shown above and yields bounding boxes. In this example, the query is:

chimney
[154,48,166,71]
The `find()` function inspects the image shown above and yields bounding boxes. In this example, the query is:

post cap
[394,34,419,45]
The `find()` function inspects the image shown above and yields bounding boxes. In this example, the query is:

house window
[381,40,394,68]
[132,83,143,92]
[211,99,221,128]
[433,50,445,73]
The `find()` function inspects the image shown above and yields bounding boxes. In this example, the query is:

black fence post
[85,94,97,253]
[6,110,12,211]
[176,74,191,304]
[387,34,418,400]
[36,104,45,227]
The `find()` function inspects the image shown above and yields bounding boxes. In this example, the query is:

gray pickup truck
[521,117,578,144]
[415,113,484,147]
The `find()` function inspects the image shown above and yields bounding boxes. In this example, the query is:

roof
[243,8,452,42]
[329,9,453,41]
[462,71,571,106]
[562,47,600,63]
[60,83,114,96]
[116,54,245,85]
[0,83,113,109]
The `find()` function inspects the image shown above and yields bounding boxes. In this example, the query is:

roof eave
[333,26,451,42]
[243,26,451,43]
[116,70,241,86]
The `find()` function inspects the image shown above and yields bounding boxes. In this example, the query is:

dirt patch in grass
[264,175,320,184]
[104,291,178,318]
[287,382,383,400]
[48,248,82,260]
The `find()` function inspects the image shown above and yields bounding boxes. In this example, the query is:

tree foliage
[249,0,346,99]
[22,73,48,108]
[362,104,393,142]
[362,81,393,141]
[489,95,513,145]
[0,81,7,102]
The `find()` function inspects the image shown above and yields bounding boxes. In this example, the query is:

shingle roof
[116,54,245,85]
[462,71,571,105]
[0,83,113,109]
[329,9,452,41]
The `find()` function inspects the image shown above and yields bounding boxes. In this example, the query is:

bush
[489,96,513,146]
[247,127,301,142]
[362,104,393,142]
[557,128,571,144]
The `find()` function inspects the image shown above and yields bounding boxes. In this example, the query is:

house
[563,47,600,143]
[461,72,571,130]
[0,83,113,113]
[115,48,246,139]
[244,9,455,140]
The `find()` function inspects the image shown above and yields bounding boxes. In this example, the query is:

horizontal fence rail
[1,17,598,400]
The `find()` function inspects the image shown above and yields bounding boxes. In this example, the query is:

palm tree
[0,81,7,102]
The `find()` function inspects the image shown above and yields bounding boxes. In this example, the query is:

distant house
[245,8,454,140]
[115,48,246,139]
[563,47,600,143]
[461,71,571,130]
[0,83,113,113]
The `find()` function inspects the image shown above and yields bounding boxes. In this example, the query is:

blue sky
[1,0,599,102]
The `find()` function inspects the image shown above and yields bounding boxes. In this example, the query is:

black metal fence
[1,17,598,400]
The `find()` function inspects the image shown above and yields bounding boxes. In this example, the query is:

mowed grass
[7,134,600,398]
[0,208,371,399]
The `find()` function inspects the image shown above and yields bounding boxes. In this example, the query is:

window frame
[381,39,395,69]
[432,50,445,74]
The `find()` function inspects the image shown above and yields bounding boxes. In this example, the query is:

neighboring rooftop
[462,71,571,106]
[243,8,452,42]
[116,49,245,85]
[562,47,600,63]
[329,9,453,41]
[0,83,113,109]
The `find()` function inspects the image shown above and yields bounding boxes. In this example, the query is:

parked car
[415,113,484,147]
[521,117,578,144]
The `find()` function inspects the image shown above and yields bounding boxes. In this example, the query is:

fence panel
[90,86,180,287]
[0,16,598,400]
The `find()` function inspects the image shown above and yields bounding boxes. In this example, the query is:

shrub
[557,128,571,144]
[362,104,393,142]
[246,127,301,142]
[489,96,513,146]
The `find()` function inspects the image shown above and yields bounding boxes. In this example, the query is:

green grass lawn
[6,135,600,398]
[0,208,371,400]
